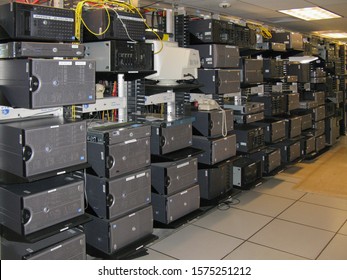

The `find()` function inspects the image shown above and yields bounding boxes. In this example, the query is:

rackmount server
[0,42,85,58]
[0,59,96,109]
[253,119,286,144]
[0,117,87,178]
[188,19,235,45]
[301,91,325,106]
[249,147,281,175]
[86,168,151,220]
[151,184,200,224]
[84,205,153,254]
[301,113,313,131]
[85,40,153,72]
[233,111,264,124]
[315,134,326,152]
[190,44,239,68]
[87,122,151,178]
[269,32,303,50]
[325,117,340,146]
[234,124,265,153]
[232,157,262,190]
[198,159,232,200]
[272,139,301,163]
[300,136,315,155]
[262,58,284,80]
[81,9,145,42]
[0,2,76,42]
[1,228,86,260]
[311,106,326,122]
[299,101,318,109]
[0,175,84,236]
[241,58,263,84]
[256,42,286,52]
[286,62,310,83]
[286,93,300,111]
[325,103,336,118]
[249,94,286,116]
[284,116,302,139]
[191,109,234,137]
[224,101,264,114]
[147,115,193,155]
[327,91,344,104]
[87,121,150,145]
[197,69,241,94]
[313,120,326,136]
[192,134,237,165]
[151,157,198,195]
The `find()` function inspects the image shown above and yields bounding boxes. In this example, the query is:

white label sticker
[59,61,72,66]
[33,14,74,22]
[177,162,189,169]
[75,61,86,66]
[124,139,137,144]
[136,172,146,178]
[126,176,135,181]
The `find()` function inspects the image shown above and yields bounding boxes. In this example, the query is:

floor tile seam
[244,241,312,260]
[296,199,347,212]
[190,223,247,241]
[230,197,298,219]
[314,231,341,260]
[275,217,340,234]
[245,190,299,202]
[228,206,279,218]
[251,188,307,201]
[220,240,248,260]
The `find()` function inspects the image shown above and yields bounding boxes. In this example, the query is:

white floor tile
[300,193,347,211]
[338,222,347,236]
[150,225,243,260]
[253,178,306,200]
[193,208,272,239]
[317,234,347,260]
[249,219,335,259]
[232,191,295,217]
[223,242,306,260]
[278,201,347,232]
[274,173,303,184]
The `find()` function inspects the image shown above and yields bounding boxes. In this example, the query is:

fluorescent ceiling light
[319,32,347,38]
[289,56,319,64]
[278,7,341,21]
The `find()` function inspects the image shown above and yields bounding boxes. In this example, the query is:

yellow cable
[129,0,164,54]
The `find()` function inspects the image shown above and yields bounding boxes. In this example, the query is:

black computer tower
[0,117,87,178]
[0,58,96,109]
[1,228,86,260]
[151,184,200,224]
[197,69,241,94]
[190,44,239,68]
[151,157,198,195]
[191,109,234,137]
[86,168,151,220]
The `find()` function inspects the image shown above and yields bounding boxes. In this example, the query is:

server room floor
[134,136,347,260]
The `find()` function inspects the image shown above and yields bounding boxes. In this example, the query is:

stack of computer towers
[292,60,327,155]
[145,114,201,225]
[187,18,242,104]
[84,122,153,257]
[191,107,236,201]
[0,2,96,259]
